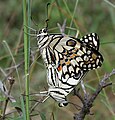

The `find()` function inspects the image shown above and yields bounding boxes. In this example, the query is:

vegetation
[0,0,115,120]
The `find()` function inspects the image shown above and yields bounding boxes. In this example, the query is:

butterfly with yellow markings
[35,26,103,107]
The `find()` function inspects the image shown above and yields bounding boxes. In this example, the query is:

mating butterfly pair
[34,25,104,107]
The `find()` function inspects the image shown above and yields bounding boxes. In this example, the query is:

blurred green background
[0,0,115,120]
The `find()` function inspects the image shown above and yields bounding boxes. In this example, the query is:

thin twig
[1,77,15,120]
[1,60,24,82]
[73,69,115,120]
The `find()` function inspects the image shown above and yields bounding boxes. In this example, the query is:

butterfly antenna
[45,3,50,29]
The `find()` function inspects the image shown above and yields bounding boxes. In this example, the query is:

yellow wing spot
[70,53,77,58]
[85,61,90,64]
[65,60,71,65]
[92,53,97,59]
[91,60,95,63]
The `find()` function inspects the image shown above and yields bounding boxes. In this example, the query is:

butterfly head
[37,28,48,38]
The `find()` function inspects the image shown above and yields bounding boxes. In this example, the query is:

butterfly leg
[33,91,49,96]
[33,91,50,103]
[30,92,49,112]
[42,96,50,103]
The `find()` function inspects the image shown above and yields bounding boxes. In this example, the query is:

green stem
[23,0,30,119]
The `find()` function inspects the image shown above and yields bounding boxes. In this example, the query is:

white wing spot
[92,33,96,36]
[69,66,74,73]
[75,43,80,49]
[80,62,84,67]
[88,64,91,68]
[67,78,79,85]
[76,57,83,62]
[76,67,80,73]
[89,36,92,40]
[77,50,84,56]
[63,65,67,74]
[87,50,91,55]
[71,59,79,66]
[82,47,86,53]
[96,59,99,65]
[93,64,96,67]
[85,39,88,42]
[93,37,97,46]
[83,64,86,68]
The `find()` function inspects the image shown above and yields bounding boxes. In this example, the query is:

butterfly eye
[66,39,76,47]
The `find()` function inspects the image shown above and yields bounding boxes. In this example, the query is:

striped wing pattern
[37,28,104,106]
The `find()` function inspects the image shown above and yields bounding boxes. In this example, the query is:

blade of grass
[62,0,79,34]
[103,0,115,8]
[95,70,115,119]
[101,99,115,119]
[2,41,26,119]
[22,0,31,119]
[2,41,21,90]
[39,112,46,120]
[20,96,26,120]
[101,41,115,45]
[68,0,79,35]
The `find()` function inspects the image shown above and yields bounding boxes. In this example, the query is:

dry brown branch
[73,69,115,120]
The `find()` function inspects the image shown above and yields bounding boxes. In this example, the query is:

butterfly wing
[47,33,103,90]
[50,34,103,70]
[79,33,99,51]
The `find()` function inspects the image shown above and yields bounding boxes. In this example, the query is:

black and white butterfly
[31,25,104,107]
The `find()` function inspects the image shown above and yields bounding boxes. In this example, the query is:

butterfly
[35,26,104,107]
